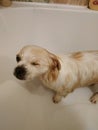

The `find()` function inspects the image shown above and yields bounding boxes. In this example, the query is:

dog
[14,45,98,104]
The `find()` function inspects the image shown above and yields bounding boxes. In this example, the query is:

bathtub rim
[1,1,97,13]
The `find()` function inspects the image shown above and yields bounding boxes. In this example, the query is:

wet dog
[14,45,98,103]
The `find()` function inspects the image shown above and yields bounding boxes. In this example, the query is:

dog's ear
[49,53,61,71]
[45,52,61,81]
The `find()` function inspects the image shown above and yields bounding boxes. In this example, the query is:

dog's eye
[31,62,39,66]
[16,55,21,62]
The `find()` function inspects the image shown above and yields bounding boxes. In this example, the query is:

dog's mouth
[14,65,27,80]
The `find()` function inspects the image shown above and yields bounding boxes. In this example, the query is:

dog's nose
[14,66,26,80]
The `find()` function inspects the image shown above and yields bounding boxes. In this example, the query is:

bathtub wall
[13,0,88,6]
[51,0,87,5]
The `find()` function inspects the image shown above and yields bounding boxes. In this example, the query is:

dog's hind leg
[88,84,98,103]
[90,92,98,104]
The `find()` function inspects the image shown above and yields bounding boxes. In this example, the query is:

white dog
[14,45,98,103]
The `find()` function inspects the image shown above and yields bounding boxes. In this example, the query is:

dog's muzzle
[14,65,27,80]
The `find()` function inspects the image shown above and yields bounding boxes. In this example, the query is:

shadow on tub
[0,55,15,84]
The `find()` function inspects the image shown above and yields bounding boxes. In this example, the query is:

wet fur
[14,45,98,103]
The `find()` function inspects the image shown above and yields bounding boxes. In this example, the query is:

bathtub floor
[0,61,98,130]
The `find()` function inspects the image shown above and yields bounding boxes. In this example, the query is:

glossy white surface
[0,2,98,130]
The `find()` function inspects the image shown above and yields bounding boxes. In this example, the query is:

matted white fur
[14,45,98,103]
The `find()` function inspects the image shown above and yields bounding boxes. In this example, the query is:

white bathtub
[0,2,98,130]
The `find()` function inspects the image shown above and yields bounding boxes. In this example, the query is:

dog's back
[66,51,98,87]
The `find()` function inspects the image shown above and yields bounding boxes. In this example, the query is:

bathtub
[0,2,98,130]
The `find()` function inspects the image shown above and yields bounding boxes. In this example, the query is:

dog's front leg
[52,93,63,103]
[52,91,69,103]
[52,88,69,103]
[52,86,73,103]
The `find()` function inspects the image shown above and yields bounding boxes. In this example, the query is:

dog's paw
[52,94,62,104]
[90,92,98,104]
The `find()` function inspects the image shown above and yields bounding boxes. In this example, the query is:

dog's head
[14,45,61,81]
